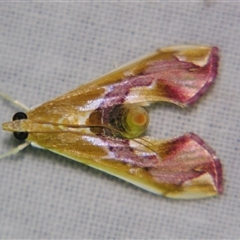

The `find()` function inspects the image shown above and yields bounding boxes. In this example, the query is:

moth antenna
[0,142,30,160]
[0,92,30,111]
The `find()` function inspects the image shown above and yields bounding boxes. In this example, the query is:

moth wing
[28,132,222,199]
[56,45,219,108]
[28,45,219,122]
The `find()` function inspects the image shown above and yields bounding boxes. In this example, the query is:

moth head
[2,112,29,140]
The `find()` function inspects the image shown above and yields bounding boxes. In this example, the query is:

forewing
[28,132,222,199]
[28,45,219,123]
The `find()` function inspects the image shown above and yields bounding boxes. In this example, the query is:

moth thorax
[109,105,149,138]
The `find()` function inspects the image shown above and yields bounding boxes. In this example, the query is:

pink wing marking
[88,136,161,168]
[98,47,219,108]
[149,47,219,105]
[149,132,223,194]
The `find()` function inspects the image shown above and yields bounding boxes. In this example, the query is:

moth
[1,45,223,199]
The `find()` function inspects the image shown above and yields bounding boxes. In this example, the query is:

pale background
[0,1,239,239]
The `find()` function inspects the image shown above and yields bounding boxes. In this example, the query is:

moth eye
[13,132,29,141]
[12,112,28,121]
[12,112,28,140]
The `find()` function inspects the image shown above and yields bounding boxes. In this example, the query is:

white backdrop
[0,2,239,239]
